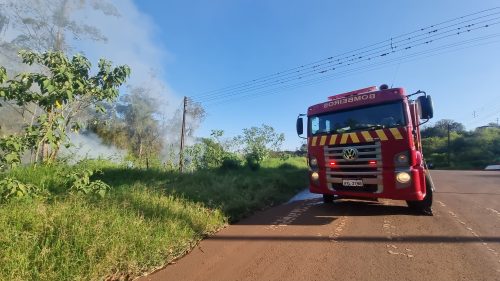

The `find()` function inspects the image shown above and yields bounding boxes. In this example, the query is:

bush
[65,169,111,198]
[220,156,242,170]
[245,153,261,171]
[0,177,44,203]
[278,163,296,170]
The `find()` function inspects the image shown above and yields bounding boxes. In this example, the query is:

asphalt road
[141,170,500,281]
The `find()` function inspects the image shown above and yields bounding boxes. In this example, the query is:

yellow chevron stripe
[319,135,327,146]
[389,128,403,140]
[361,131,373,142]
[340,133,349,144]
[329,134,338,145]
[375,129,388,141]
[311,136,318,146]
[348,133,360,143]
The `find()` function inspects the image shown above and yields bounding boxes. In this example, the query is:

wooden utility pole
[179,96,187,172]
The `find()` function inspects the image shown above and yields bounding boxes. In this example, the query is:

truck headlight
[311,172,319,182]
[396,172,411,183]
[309,157,318,168]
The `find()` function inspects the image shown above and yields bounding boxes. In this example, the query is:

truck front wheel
[323,194,334,204]
[406,174,433,216]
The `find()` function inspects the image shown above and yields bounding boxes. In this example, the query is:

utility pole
[447,123,451,167]
[179,96,187,172]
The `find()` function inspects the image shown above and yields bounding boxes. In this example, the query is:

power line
[192,7,500,103]
[193,7,500,99]
[198,17,500,102]
[201,33,500,107]
[463,100,500,126]
[465,103,500,127]
[206,37,500,107]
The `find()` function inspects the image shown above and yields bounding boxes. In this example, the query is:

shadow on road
[206,235,500,244]
[236,199,424,226]
[321,200,422,217]
[435,191,500,196]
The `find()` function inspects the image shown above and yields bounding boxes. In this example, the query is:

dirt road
[141,170,500,281]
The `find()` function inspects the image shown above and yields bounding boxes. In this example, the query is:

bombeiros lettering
[323,93,376,108]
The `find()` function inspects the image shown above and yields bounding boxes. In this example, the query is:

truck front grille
[324,141,383,193]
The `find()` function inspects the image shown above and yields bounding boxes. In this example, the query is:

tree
[90,85,172,168]
[421,119,465,138]
[115,86,163,167]
[0,0,119,137]
[235,124,285,167]
[0,0,118,53]
[422,123,500,169]
[0,50,130,167]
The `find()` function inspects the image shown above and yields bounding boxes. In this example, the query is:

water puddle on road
[287,189,322,204]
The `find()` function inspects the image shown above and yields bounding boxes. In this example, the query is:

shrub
[220,156,242,170]
[278,163,296,170]
[65,169,111,198]
[245,152,261,171]
[0,177,44,203]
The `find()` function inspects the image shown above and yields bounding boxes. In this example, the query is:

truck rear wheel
[323,194,334,204]
[406,174,433,216]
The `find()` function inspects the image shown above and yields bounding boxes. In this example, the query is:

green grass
[0,157,308,280]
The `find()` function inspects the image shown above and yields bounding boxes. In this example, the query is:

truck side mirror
[296,116,304,136]
[418,95,434,120]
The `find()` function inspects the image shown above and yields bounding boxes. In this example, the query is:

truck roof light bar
[328,86,377,101]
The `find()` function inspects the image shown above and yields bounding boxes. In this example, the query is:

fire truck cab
[296,85,435,215]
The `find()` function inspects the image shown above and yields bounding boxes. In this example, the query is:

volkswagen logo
[342,147,358,160]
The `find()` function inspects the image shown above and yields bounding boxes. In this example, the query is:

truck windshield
[309,101,406,136]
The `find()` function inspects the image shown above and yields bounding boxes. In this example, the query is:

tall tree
[90,85,166,168]
[0,0,118,53]
[0,0,119,134]
[0,50,130,166]
[116,86,163,167]
[421,119,465,138]
[235,124,285,166]
[0,0,120,157]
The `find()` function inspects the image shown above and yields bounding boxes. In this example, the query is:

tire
[406,173,433,216]
[323,194,334,204]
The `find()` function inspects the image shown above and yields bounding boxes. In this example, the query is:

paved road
[141,170,500,281]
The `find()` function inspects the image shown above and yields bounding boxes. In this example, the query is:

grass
[0,157,308,280]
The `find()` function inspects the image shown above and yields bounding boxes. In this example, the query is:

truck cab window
[308,101,406,136]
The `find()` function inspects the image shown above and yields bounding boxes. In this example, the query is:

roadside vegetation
[0,157,306,280]
[421,119,500,169]
[0,39,306,280]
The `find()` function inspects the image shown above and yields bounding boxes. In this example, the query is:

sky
[80,1,500,150]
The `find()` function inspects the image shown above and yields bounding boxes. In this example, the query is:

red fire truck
[296,85,435,215]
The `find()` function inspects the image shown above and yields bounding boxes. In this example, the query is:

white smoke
[71,0,181,114]
[61,132,125,163]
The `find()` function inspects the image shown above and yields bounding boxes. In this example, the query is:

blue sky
[133,0,500,150]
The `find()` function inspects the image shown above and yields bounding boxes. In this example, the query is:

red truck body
[302,86,432,206]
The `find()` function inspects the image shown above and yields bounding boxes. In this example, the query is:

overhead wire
[192,8,500,103]
[196,24,500,105]
[198,17,500,102]
[464,103,500,127]
[196,19,500,104]
[202,33,500,107]
[193,7,500,99]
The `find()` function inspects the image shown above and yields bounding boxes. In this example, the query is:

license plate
[342,179,364,187]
